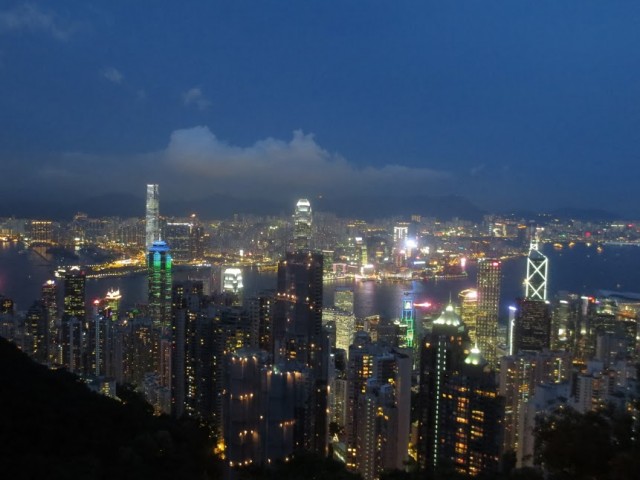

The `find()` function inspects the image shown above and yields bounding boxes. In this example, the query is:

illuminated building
[25,301,48,363]
[499,350,571,457]
[398,293,415,349]
[123,316,154,386]
[476,259,501,367]
[29,220,53,244]
[145,184,160,248]
[63,267,85,323]
[525,239,548,301]
[274,250,328,454]
[293,198,313,251]
[514,298,552,352]
[458,289,478,344]
[356,352,412,480]
[222,268,244,294]
[418,306,503,477]
[165,222,191,261]
[61,267,85,373]
[41,280,58,364]
[247,291,275,353]
[148,240,172,333]
[346,332,377,470]
[334,287,355,315]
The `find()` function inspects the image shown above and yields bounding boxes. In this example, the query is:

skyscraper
[525,239,548,301]
[146,184,160,248]
[459,288,478,344]
[293,198,312,251]
[476,259,501,367]
[418,306,503,477]
[274,250,328,455]
[61,267,85,373]
[514,298,552,352]
[148,240,172,333]
[42,280,58,364]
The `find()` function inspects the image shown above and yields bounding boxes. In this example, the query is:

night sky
[1,1,639,215]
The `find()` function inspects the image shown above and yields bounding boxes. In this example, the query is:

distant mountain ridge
[0,192,621,222]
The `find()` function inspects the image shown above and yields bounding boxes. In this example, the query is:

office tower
[418,306,503,477]
[24,301,48,363]
[525,239,548,301]
[165,222,191,261]
[476,258,501,367]
[398,293,415,348]
[189,216,204,260]
[325,307,355,354]
[148,240,172,332]
[334,287,355,315]
[41,280,58,363]
[61,267,85,373]
[29,220,53,244]
[293,198,312,251]
[274,250,327,454]
[499,350,572,457]
[458,289,478,344]
[145,184,160,248]
[514,298,552,352]
[222,267,243,294]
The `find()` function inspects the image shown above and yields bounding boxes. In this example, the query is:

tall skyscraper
[293,198,312,251]
[25,301,48,363]
[525,239,548,301]
[42,280,58,364]
[145,184,160,248]
[476,259,501,367]
[61,267,86,373]
[514,298,552,352]
[418,306,503,477]
[459,288,478,344]
[148,240,172,333]
[274,250,328,455]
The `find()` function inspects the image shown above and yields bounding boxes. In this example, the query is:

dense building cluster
[1,185,639,479]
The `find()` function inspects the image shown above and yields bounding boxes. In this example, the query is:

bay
[2,242,640,324]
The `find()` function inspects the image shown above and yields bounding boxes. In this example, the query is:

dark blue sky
[1,1,639,215]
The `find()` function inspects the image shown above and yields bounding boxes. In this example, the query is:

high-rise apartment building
[145,184,160,248]
[41,280,58,363]
[61,267,85,373]
[274,250,328,455]
[418,306,503,477]
[476,259,501,367]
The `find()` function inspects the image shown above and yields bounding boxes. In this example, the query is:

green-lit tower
[148,240,172,333]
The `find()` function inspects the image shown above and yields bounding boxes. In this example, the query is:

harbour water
[2,242,640,322]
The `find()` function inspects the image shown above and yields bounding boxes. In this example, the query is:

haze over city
[1,1,640,215]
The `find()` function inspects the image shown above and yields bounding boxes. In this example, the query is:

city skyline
[1,2,640,216]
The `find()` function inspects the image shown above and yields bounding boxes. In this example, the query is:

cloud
[6,127,451,204]
[0,3,75,41]
[162,126,450,198]
[182,87,212,110]
[102,67,123,84]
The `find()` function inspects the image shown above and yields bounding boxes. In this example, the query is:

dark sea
[1,242,640,323]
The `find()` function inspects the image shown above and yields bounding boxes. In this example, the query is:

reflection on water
[2,243,640,324]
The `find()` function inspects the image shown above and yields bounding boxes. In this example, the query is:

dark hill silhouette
[0,338,220,480]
